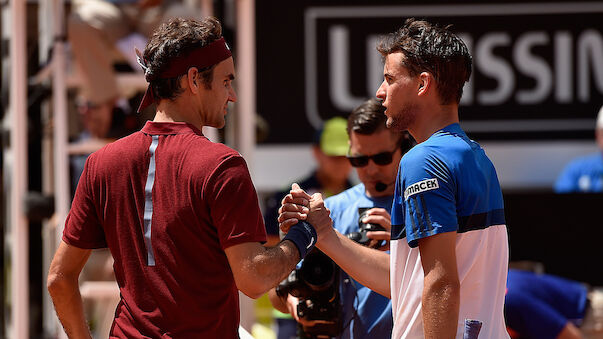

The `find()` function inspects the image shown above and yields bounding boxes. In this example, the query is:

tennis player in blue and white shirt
[279,18,509,338]
[389,122,508,338]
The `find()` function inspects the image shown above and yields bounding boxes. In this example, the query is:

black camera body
[346,208,386,248]
[276,208,383,338]
[276,249,343,338]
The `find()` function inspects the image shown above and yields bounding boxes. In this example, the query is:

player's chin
[386,117,394,129]
[211,117,226,129]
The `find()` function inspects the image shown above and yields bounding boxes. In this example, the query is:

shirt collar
[141,121,204,136]
[439,122,463,135]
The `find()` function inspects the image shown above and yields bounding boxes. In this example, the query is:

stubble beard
[386,104,417,133]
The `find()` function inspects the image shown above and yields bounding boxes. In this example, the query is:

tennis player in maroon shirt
[47,17,330,338]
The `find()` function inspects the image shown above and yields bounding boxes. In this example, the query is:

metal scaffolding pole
[200,0,219,142]
[9,0,29,337]
[52,0,69,252]
[236,0,256,174]
[50,0,69,336]
[201,0,214,20]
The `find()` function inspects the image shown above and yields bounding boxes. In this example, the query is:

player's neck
[411,104,459,143]
[154,97,203,130]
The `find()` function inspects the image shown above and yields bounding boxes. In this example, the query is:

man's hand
[278,184,334,242]
[285,294,336,328]
[363,208,392,251]
[277,183,311,230]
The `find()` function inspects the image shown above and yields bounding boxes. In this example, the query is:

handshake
[277,183,335,258]
[278,183,392,256]
[278,183,393,259]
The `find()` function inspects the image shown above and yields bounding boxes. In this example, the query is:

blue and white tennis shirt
[389,123,510,338]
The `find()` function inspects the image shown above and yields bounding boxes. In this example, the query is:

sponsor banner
[256,1,603,143]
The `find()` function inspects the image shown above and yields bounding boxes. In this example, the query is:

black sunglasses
[346,147,399,167]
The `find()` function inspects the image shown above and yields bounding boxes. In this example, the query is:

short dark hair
[377,18,472,105]
[143,17,223,101]
[347,98,413,152]
[347,98,388,136]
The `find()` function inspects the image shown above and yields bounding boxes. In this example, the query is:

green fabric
[320,117,349,156]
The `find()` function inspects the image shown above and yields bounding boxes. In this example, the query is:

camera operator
[269,98,413,338]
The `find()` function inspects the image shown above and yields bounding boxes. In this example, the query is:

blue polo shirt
[505,269,588,339]
[554,152,603,193]
[325,184,393,339]
[391,123,505,246]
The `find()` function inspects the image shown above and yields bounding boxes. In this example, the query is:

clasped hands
[278,184,392,250]
[277,183,333,242]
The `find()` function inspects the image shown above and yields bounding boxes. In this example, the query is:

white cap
[598,105,603,130]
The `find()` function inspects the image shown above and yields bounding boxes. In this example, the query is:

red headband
[137,37,232,112]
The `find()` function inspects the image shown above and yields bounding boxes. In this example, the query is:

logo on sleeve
[404,178,439,200]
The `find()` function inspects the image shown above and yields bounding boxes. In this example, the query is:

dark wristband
[283,221,317,259]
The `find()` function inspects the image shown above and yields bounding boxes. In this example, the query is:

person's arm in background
[418,232,460,339]
[47,242,93,339]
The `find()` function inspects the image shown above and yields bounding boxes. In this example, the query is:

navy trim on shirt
[391,208,505,241]
[458,208,505,233]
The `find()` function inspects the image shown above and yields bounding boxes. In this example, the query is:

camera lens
[301,250,336,291]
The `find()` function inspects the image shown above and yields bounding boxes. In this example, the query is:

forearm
[238,240,301,298]
[48,276,91,339]
[268,288,289,313]
[317,230,391,298]
[421,275,460,338]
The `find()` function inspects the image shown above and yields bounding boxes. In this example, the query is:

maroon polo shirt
[63,121,267,338]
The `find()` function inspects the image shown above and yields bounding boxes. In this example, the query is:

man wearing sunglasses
[279,19,509,338]
[270,98,413,338]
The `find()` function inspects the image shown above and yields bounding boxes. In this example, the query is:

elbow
[47,269,79,300]
[233,270,272,299]
[241,290,264,300]
[439,277,460,296]
[423,275,460,301]
[47,271,67,298]
[237,281,268,299]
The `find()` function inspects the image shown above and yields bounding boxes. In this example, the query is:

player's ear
[187,67,200,94]
[417,72,432,96]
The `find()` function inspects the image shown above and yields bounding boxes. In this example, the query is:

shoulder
[400,141,454,178]
[325,184,365,210]
[174,138,247,176]
[566,152,603,169]
[203,145,249,179]
[84,132,144,168]
[402,131,479,174]
[402,132,467,160]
